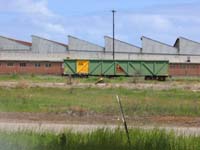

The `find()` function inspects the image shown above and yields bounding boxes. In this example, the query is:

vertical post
[112,10,116,60]
[116,95,131,148]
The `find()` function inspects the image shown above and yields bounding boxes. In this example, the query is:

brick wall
[0,61,63,75]
[169,63,200,76]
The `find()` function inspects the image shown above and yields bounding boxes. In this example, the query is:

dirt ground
[1,112,200,127]
[1,112,200,135]
[0,81,200,91]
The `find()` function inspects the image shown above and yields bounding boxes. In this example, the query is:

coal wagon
[63,59,169,81]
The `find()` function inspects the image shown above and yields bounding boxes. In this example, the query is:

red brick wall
[1,61,200,77]
[0,61,63,75]
[169,63,200,76]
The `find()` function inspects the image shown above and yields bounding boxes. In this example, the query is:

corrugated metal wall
[175,37,200,55]
[0,35,200,63]
[104,36,141,53]
[32,35,68,54]
[141,36,178,54]
[68,35,104,52]
[0,36,31,52]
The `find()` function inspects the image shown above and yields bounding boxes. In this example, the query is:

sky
[0,0,200,47]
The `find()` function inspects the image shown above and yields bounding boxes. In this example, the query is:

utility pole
[112,10,116,60]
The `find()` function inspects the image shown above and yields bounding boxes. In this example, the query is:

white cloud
[1,0,200,45]
[0,0,54,17]
[0,0,66,35]
[45,23,66,34]
[121,14,173,31]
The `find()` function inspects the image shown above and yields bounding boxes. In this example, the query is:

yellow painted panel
[77,60,89,74]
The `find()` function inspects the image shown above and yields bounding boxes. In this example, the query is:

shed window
[45,63,51,68]
[35,63,41,67]
[7,63,14,67]
[20,63,26,67]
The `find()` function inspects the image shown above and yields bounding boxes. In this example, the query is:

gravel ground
[0,81,200,91]
[0,122,200,136]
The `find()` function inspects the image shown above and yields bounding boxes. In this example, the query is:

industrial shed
[0,36,66,75]
[32,35,68,54]
[0,34,200,76]
[141,36,178,54]
[68,35,104,52]
[68,35,105,59]
[0,36,31,52]
[104,36,141,53]
[174,37,200,55]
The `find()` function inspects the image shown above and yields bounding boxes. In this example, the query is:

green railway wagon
[63,59,169,81]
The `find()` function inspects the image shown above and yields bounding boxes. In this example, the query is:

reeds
[0,128,200,150]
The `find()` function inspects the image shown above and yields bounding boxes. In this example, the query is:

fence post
[116,95,131,148]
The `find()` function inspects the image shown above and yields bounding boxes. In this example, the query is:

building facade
[0,35,200,76]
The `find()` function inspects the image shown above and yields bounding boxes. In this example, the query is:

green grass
[0,74,66,83]
[0,128,200,150]
[170,76,200,83]
[0,74,145,83]
[0,87,200,116]
[0,74,200,84]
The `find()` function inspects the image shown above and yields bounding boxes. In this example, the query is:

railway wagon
[63,59,169,81]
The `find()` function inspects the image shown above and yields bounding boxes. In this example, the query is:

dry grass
[0,87,200,117]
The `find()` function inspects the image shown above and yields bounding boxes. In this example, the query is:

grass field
[0,74,200,83]
[0,87,200,116]
[0,74,152,83]
[0,128,200,150]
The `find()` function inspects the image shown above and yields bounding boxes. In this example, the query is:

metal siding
[0,52,68,62]
[128,53,200,63]
[142,37,178,54]
[68,36,104,52]
[0,37,30,52]
[179,38,200,55]
[105,36,141,53]
[63,60,76,74]
[76,60,89,74]
[64,59,169,76]
[32,36,67,54]
[68,50,103,59]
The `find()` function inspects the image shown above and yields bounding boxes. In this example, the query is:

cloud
[120,14,173,31]
[0,0,66,37]
[111,2,200,45]
[1,0,200,46]
[46,23,66,34]
[0,0,54,17]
